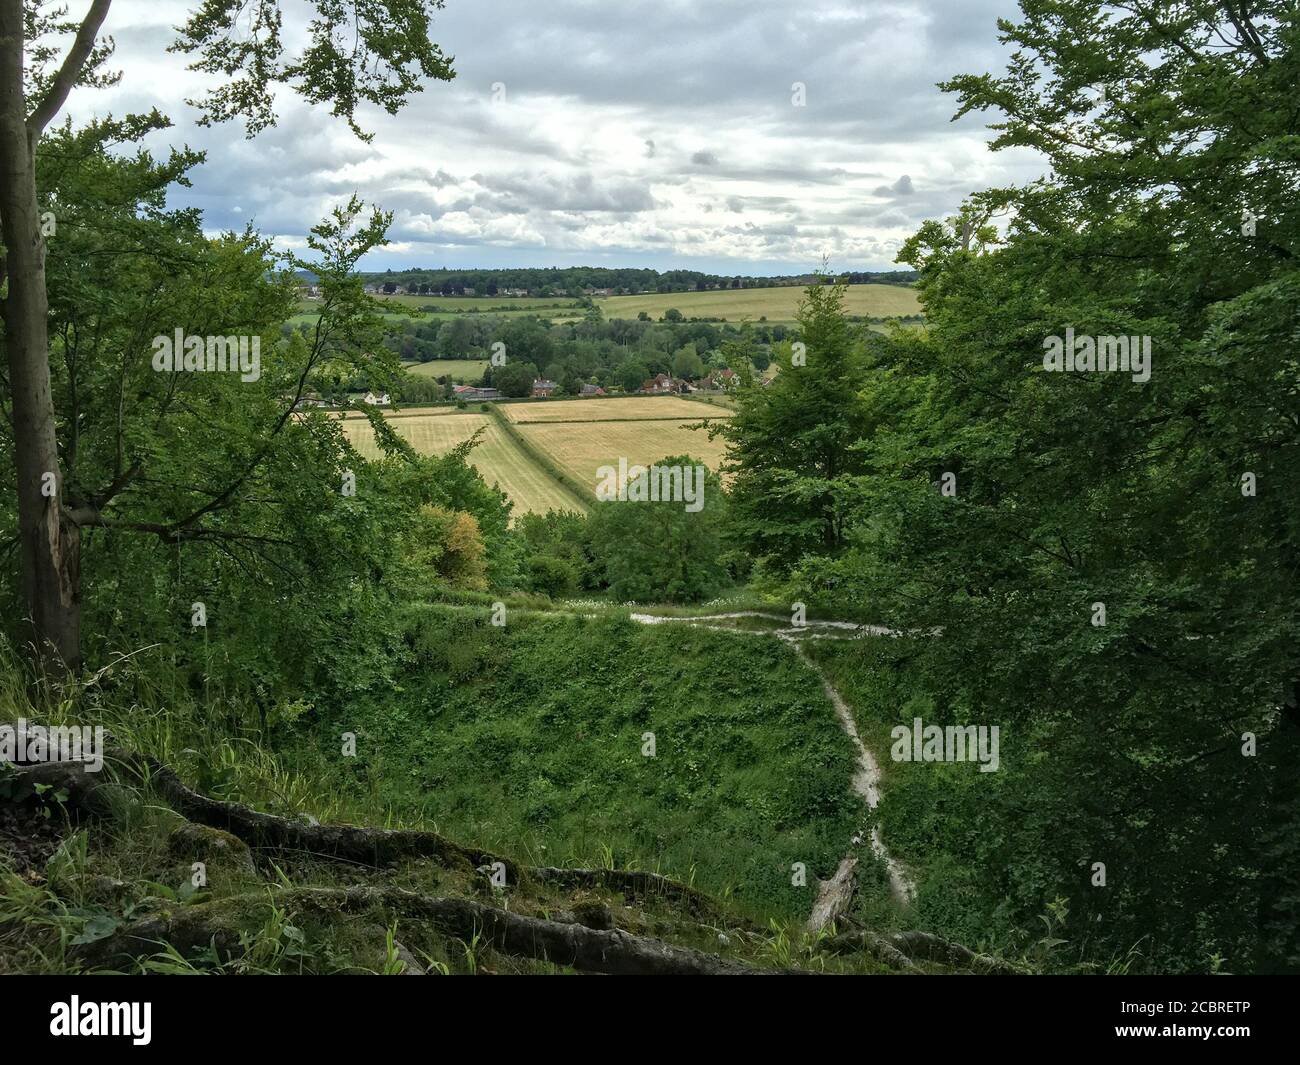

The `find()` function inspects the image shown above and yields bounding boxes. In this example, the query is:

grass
[517,418,732,489]
[502,396,727,424]
[0,631,907,974]
[596,283,922,322]
[342,607,862,918]
[340,412,586,515]
[402,359,488,382]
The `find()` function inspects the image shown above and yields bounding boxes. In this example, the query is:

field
[337,396,733,514]
[403,359,488,382]
[596,283,921,322]
[340,410,586,515]
[502,396,717,423]
[518,418,730,487]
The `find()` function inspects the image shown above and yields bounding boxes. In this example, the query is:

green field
[403,359,488,382]
[597,283,921,322]
[340,410,586,515]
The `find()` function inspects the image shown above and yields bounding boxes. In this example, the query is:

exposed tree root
[5,749,1015,975]
[5,755,729,921]
[808,856,858,933]
[821,929,1019,974]
[530,866,725,921]
[72,885,785,975]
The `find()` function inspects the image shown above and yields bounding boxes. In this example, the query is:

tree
[492,361,537,398]
[805,0,1299,972]
[671,343,704,381]
[588,456,727,602]
[715,279,870,568]
[617,359,649,393]
[0,0,454,671]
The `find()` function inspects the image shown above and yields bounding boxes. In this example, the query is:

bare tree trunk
[0,2,81,672]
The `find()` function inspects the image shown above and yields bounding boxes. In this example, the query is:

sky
[66,0,1045,275]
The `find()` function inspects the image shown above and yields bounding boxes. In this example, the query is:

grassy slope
[333,608,861,920]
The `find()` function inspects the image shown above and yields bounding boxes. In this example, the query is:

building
[453,384,500,401]
[531,379,558,397]
[580,383,606,397]
[362,391,390,406]
[639,373,679,394]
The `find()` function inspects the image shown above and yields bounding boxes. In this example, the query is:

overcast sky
[68,0,1042,275]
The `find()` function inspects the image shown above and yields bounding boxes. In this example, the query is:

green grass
[327,607,862,919]
[596,284,922,322]
[402,359,488,382]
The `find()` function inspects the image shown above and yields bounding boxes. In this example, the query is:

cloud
[61,0,1043,272]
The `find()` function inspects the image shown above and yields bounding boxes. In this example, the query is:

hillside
[0,606,1008,975]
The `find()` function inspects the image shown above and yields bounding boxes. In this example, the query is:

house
[531,378,558,397]
[453,384,500,401]
[705,368,737,391]
[293,391,328,410]
[580,383,606,397]
[639,373,679,394]
[362,391,391,406]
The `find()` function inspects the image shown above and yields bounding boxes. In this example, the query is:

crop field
[517,419,731,488]
[403,359,488,382]
[501,396,722,424]
[596,283,921,322]
[340,411,586,515]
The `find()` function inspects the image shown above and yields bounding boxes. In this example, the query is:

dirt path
[622,610,916,922]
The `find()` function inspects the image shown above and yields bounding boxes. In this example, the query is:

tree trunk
[0,3,80,672]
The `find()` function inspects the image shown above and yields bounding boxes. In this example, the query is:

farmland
[502,396,715,423]
[402,358,488,382]
[596,283,921,322]
[339,409,587,515]
[336,396,732,515]
[518,417,731,490]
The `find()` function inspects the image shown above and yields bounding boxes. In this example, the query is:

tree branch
[26,0,115,142]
